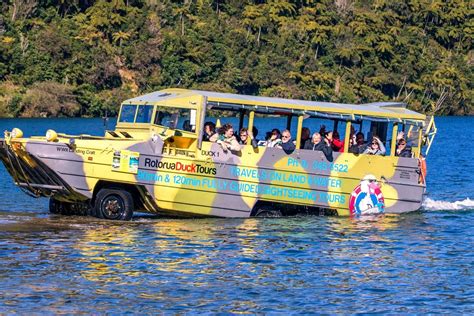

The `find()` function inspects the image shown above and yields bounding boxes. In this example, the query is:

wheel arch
[92,180,145,211]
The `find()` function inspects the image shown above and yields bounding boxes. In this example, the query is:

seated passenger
[304,132,333,162]
[182,120,194,132]
[331,131,344,152]
[209,123,240,152]
[349,132,367,154]
[319,124,327,138]
[300,127,310,149]
[202,122,216,141]
[395,138,412,157]
[276,129,295,154]
[238,127,258,148]
[260,128,282,147]
[250,126,259,144]
[363,136,386,156]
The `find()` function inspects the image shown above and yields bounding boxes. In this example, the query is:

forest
[0,0,472,118]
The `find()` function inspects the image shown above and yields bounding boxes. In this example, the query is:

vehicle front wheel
[49,198,62,214]
[94,189,134,221]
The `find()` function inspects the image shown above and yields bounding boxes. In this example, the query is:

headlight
[11,128,23,138]
[46,129,58,142]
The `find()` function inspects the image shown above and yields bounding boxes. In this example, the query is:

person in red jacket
[330,130,344,152]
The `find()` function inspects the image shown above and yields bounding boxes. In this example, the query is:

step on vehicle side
[0,88,437,220]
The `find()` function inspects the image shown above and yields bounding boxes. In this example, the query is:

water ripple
[1,117,474,313]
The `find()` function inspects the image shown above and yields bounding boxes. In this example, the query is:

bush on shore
[0,1,472,117]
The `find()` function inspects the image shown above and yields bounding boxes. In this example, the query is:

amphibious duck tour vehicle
[0,89,436,219]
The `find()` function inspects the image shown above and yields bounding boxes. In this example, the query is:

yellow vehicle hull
[0,135,424,218]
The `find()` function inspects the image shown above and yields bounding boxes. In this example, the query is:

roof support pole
[390,123,398,156]
[333,119,338,132]
[286,115,292,130]
[247,111,255,145]
[296,115,304,149]
[238,109,245,132]
[343,121,351,153]
[197,96,207,150]
[414,127,423,158]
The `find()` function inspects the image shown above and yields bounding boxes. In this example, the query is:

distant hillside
[0,0,472,117]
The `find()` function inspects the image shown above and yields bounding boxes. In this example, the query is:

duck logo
[349,175,385,216]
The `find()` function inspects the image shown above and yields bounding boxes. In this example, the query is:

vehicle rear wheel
[255,207,282,217]
[94,189,134,221]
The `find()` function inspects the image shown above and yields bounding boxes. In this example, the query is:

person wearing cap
[395,131,412,157]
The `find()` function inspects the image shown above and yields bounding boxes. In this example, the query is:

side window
[406,124,421,147]
[384,122,394,155]
[118,104,137,123]
[204,109,242,136]
[205,109,241,127]
[360,120,371,141]
[302,118,339,135]
[135,105,154,123]
[154,106,193,132]
[299,118,344,150]
[252,114,293,143]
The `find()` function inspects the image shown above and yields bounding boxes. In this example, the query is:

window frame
[134,104,155,124]
[118,104,138,123]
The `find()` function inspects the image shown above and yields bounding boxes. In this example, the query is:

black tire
[255,207,283,218]
[49,198,61,214]
[49,198,74,215]
[94,189,134,221]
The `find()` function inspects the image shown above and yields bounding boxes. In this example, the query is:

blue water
[0,117,473,314]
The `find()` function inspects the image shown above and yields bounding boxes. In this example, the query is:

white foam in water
[422,198,474,211]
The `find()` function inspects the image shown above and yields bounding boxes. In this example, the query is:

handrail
[423,116,437,156]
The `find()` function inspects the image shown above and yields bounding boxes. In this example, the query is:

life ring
[349,175,385,216]
[418,156,427,184]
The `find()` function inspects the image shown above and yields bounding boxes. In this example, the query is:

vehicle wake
[422,197,474,211]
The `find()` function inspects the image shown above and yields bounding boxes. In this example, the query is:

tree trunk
[12,1,17,22]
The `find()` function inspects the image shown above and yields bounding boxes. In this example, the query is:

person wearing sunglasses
[238,127,258,148]
[363,135,386,156]
[396,138,412,157]
[395,131,413,157]
[276,129,296,154]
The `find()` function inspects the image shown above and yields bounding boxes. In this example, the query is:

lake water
[0,117,473,314]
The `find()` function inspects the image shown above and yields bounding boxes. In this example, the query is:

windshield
[118,104,137,123]
[135,105,154,123]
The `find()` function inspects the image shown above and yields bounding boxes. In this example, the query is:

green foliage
[0,0,471,117]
